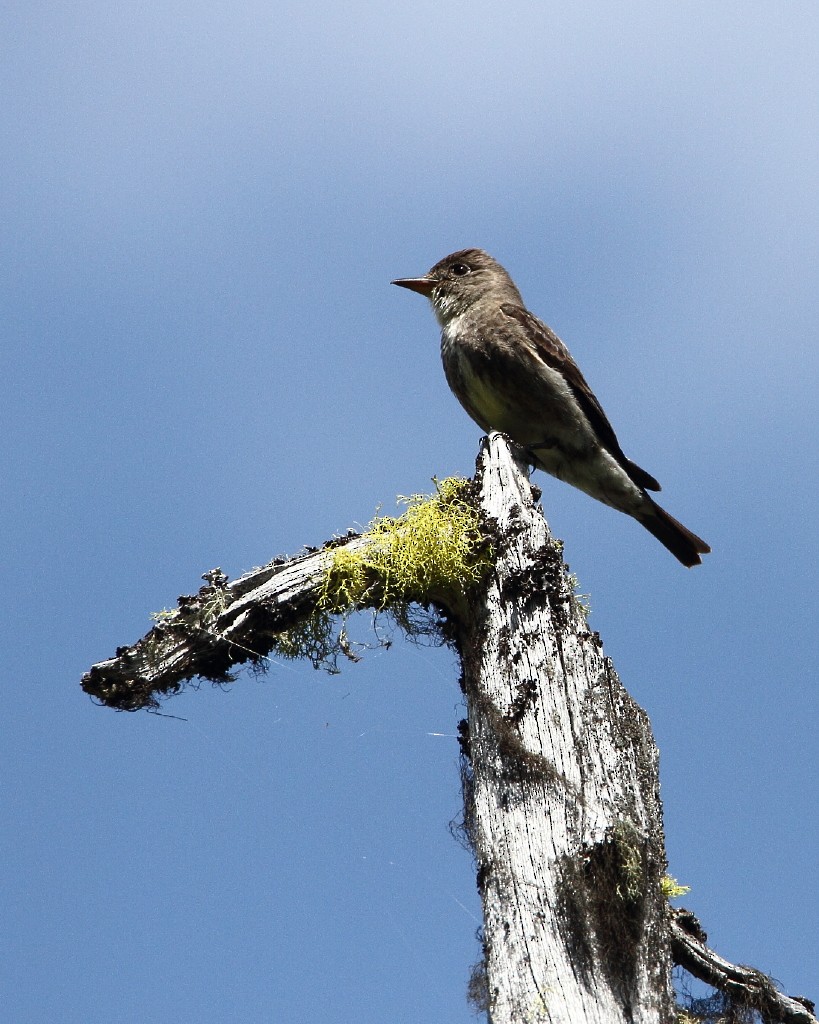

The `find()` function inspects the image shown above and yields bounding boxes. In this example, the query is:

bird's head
[392,248,522,324]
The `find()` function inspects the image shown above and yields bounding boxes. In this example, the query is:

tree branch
[671,908,817,1024]
[81,532,369,710]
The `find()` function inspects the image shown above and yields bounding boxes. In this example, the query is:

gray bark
[457,434,673,1024]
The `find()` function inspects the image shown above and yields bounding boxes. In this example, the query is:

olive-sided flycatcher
[392,248,710,567]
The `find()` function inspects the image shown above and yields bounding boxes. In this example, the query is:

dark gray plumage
[393,248,710,567]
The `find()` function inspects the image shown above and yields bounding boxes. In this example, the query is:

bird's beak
[391,276,435,297]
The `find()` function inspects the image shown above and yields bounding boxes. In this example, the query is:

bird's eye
[451,263,471,276]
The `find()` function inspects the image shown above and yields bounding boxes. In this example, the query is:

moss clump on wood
[662,875,691,900]
[556,818,660,1000]
[320,477,493,614]
[270,477,493,671]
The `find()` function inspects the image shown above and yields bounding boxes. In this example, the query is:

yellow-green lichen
[150,608,178,624]
[661,875,691,900]
[318,477,492,615]
[566,572,591,620]
[270,478,492,672]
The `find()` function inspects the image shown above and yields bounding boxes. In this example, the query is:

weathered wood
[456,435,672,1023]
[81,534,369,710]
[80,433,815,1024]
[670,908,818,1024]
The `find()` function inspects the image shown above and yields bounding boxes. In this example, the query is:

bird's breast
[436,306,647,516]
[440,316,592,446]
[440,322,511,433]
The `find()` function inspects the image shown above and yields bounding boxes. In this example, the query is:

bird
[392,248,710,567]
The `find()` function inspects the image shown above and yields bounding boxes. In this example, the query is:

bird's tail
[638,499,711,568]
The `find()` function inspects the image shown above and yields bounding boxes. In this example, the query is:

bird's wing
[500,303,661,491]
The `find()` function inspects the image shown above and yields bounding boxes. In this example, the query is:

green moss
[319,477,492,614]
[661,875,691,900]
[270,478,492,672]
[611,818,645,903]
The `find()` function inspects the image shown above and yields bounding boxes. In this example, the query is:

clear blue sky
[2,2,817,1020]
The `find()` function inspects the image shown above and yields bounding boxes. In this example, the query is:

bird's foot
[523,438,559,466]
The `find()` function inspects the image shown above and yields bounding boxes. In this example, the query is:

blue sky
[2,2,817,1020]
